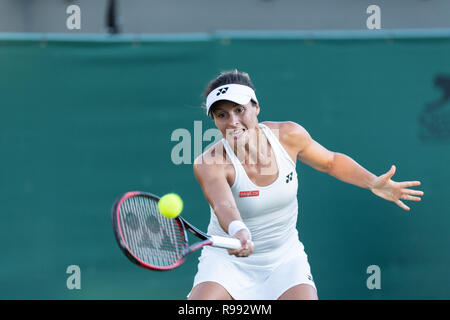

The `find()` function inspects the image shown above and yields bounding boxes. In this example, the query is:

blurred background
[2,0,450,33]
[0,0,449,299]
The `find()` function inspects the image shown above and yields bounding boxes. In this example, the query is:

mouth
[228,128,246,139]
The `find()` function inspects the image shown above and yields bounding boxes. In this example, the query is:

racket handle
[210,235,242,250]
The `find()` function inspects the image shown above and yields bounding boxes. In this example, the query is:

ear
[255,103,260,116]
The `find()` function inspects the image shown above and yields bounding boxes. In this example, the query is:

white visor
[206,84,258,115]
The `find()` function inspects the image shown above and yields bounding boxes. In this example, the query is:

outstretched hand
[370,165,424,211]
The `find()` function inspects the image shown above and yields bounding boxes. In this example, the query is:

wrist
[228,220,252,240]
[368,174,378,191]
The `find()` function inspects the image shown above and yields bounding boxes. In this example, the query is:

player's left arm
[282,121,424,211]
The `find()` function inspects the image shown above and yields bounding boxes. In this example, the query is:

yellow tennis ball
[158,193,183,218]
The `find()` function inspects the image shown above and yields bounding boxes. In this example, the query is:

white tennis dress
[188,123,316,300]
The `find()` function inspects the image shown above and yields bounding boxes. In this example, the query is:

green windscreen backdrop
[1,31,449,299]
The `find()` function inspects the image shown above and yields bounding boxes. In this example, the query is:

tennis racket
[112,191,242,271]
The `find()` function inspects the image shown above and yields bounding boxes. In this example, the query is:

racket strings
[118,195,186,268]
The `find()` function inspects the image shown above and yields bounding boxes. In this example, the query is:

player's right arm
[193,149,253,257]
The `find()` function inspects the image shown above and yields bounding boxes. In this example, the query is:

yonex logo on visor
[206,84,258,115]
[217,87,229,96]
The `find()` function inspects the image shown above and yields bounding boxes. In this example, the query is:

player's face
[212,100,260,144]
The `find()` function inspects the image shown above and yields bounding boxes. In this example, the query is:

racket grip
[210,235,242,250]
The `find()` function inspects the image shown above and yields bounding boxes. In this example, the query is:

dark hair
[202,69,257,117]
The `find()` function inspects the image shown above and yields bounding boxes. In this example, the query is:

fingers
[376,165,396,185]
[395,199,410,211]
[236,242,253,257]
[227,239,254,258]
[227,229,254,257]
[400,194,422,202]
[384,165,396,180]
[399,184,424,203]
[401,188,424,196]
[399,181,421,188]
[389,165,396,176]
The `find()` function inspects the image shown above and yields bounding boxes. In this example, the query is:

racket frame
[112,191,241,271]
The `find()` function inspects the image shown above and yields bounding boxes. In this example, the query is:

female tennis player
[187,70,423,300]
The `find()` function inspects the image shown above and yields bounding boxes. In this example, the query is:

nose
[227,111,240,126]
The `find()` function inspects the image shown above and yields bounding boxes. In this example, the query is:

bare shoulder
[193,140,229,179]
[193,140,236,191]
[261,121,311,150]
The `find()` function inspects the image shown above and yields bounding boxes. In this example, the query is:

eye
[216,112,225,119]
[236,106,244,113]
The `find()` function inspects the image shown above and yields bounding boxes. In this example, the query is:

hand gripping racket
[112,191,242,271]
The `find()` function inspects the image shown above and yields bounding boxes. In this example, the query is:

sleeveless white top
[207,123,299,255]
[189,123,315,299]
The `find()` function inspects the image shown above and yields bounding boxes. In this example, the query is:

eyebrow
[213,103,240,113]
